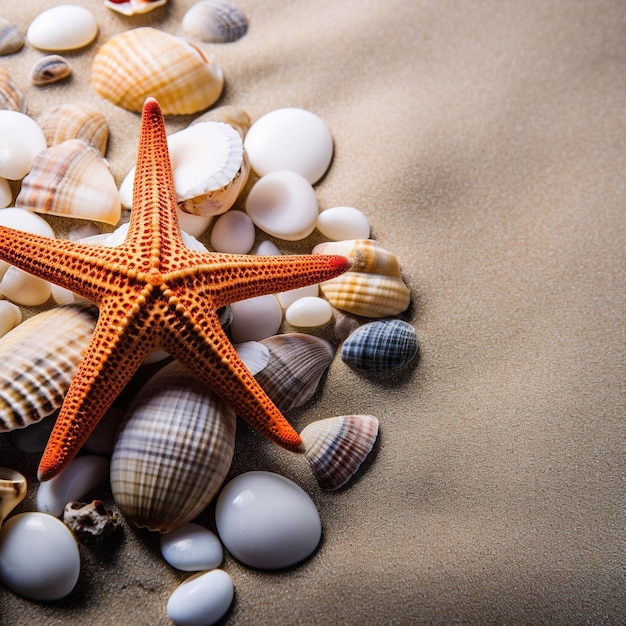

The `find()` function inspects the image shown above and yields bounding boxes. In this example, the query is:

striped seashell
[91,27,224,115]
[110,361,236,533]
[254,333,335,413]
[341,319,419,372]
[16,138,121,225]
[182,0,248,44]
[104,0,167,16]
[313,239,411,318]
[37,103,109,156]
[0,67,25,113]
[0,303,98,431]
[30,55,72,86]
[0,19,25,56]
[300,415,379,490]
[191,104,252,139]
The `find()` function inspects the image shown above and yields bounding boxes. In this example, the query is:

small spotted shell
[182,0,248,44]
[0,19,24,56]
[0,67,25,113]
[30,54,72,86]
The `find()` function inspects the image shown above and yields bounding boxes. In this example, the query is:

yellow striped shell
[91,27,224,115]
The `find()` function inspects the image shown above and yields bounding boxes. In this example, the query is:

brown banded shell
[30,55,72,86]
[182,0,248,44]
[0,19,25,56]
[0,67,25,112]
[110,361,236,533]
[313,239,411,318]
[91,27,224,115]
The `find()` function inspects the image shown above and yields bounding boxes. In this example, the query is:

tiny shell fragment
[31,54,72,86]
[63,500,120,544]
[27,5,98,51]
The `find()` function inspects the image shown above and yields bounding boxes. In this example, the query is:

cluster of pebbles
[0,2,418,625]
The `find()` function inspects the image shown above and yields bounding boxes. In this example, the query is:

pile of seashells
[0,2,417,624]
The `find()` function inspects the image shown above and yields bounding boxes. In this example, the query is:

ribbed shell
[30,54,71,86]
[0,19,25,56]
[91,27,224,115]
[110,361,236,533]
[0,303,98,431]
[0,67,24,112]
[182,0,248,43]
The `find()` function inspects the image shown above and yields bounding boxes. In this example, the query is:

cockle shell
[110,361,237,533]
[0,20,25,56]
[37,103,109,156]
[0,468,27,528]
[91,27,224,115]
[182,0,248,44]
[16,138,121,225]
[104,0,167,16]
[0,303,98,432]
[30,55,72,86]
[312,239,411,318]
[0,67,24,113]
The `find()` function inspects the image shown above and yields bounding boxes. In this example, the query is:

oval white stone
[215,471,322,569]
[278,283,318,309]
[161,523,223,572]
[229,294,282,343]
[27,5,98,51]
[317,206,370,241]
[285,296,333,327]
[210,210,255,253]
[167,569,234,626]
[244,108,333,184]
[0,112,47,180]
[0,266,51,306]
[0,300,21,338]
[255,240,281,256]
[246,171,318,241]
[0,512,80,601]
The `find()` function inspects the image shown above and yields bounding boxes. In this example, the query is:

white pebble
[0,112,47,180]
[210,210,255,253]
[216,471,322,569]
[285,296,333,327]
[36,454,110,517]
[246,171,318,241]
[255,240,281,256]
[244,108,333,184]
[229,294,282,343]
[167,569,234,626]
[277,283,318,309]
[317,206,370,241]
[0,512,80,600]
[0,178,11,208]
[161,523,223,572]
[178,208,213,239]
[0,300,21,338]
[0,266,51,306]
[27,5,98,51]
[50,283,78,305]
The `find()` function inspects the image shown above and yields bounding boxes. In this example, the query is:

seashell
[229,294,282,343]
[254,333,335,413]
[160,522,223,571]
[0,111,46,180]
[30,55,72,86]
[0,468,27,528]
[191,104,252,139]
[0,301,21,338]
[27,5,98,52]
[278,283,318,309]
[312,239,411,318]
[91,27,224,115]
[341,319,419,372]
[210,210,255,253]
[62,500,120,544]
[0,67,25,113]
[104,0,168,16]
[0,178,11,209]
[37,103,109,156]
[16,138,121,225]
[300,414,379,490]
[285,296,333,328]
[0,266,51,307]
[110,360,237,532]
[182,0,248,44]
[0,303,98,432]
[317,206,370,241]
[0,19,25,56]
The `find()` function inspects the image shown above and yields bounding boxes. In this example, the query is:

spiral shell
[313,239,411,318]
[182,0,248,44]
[111,361,236,533]
[91,27,224,115]
[0,19,24,56]
[0,67,25,112]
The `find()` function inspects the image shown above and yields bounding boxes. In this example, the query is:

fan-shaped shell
[0,67,25,113]
[110,361,236,533]
[182,0,248,44]
[91,27,224,115]
[0,19,25,56]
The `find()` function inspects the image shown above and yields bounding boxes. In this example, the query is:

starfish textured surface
[0,98,351,481]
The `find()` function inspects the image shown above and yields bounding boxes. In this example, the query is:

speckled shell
[30,54,72,86]
[15,138,121,225]
[0,303,98,432]
[110,361,236,533]
[37,103,109,156]
[0,67,25,112]
[182,0,248,44]
[0,19,25,56]
[313,239,411,318]
[91,27,224,115]
[341,319,418,372]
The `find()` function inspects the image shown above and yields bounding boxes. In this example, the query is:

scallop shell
[313,239,411,318]
[182,0,248,44]
[104,0,167,16]
[37,103,109,156]
[0,303,98,432]
[0,468,27,528]
[0,67,25,113]
[191,104,252,139]
[91,27,224,115]
[110,361,236,533]
[31,55,72,86]
[0,19,25,56]
[15,138,121,225]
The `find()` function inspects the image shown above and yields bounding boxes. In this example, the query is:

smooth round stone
[0,512,80,600]
[161,523,223,572]
[0,266,51,306]
[216,471,321,570]
[255,240,281,256]
[0,178,11,208]
[0,112,47,180]
[210,210,255,254]
[167,569,234,626]
[229,294,282,343]
[278,283,318,309]
[245,170,318,241]
[178,208,213,239]
[285,296,332,327]
[317,206,370,241]
[27,5,98,51]
[0,300,21,338]
[244,108,333,184]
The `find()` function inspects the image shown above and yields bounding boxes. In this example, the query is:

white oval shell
[317,206,370,241]
[0,178,11,208]
[229,294,282,343]
[277,283,318,309]
[0,110,47,180]
[0,301,20,338]
[27,5,98,51]
[160,523,223,572]
[0,467,27,528]
[285,296,332,327]
[210,210,255,253]
[182,0,248,43]
[0,266,51,306]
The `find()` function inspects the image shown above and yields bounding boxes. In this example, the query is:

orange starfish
[0,98,372,484]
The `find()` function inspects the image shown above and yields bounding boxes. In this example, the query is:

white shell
[0,467,27,528]
[245,170,318,241]
[229,294,283,343]
[104,0,167,16]
[255,240,281,256]
[160,523,223,571]
[0,20,24,56]
[177,209,213,239]
[210,210,255,253]
[317,206,370,240]
[0,179,11,208]
[27,5,98,51]
[245,108,333,184]
[0,300,21,338]
[0,266,51,306]
[0,111,47,180]
[30,54,72,86]
[277,283,318,309]
[285,296,332,327]
[182,0,248,43]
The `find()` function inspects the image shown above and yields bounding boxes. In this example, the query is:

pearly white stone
[277,283,318,309]
[167,569,234,626]
[317,205,370,241]
[215,471,321,569]
[210,210,255,254]
[229,294,282,343]
[244,108,333,184]
[0,512,80,600]
[27,5,98,51]
[0,112,47,180]
[0,266,51,306]
[255,240,281,256]
[161,523,223,572]
[245,171,318,241]
[285,296,333,327]
[0,178,11,208]
[0,300,21,338]
[178,208,213,239]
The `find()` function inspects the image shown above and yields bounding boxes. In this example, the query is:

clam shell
[313,239,411,318]
[0,468,27,528]
[191,104,252,139]
[91,27,224,115]
[37,103,109,156]
[182,0,248,44]
[104,0,167,16]
[31,54,72,86]
[0,303,98,432]
[0,19,25,56]
[110,361,236,533]
[0,67,25,113]
[15,138,121,225]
